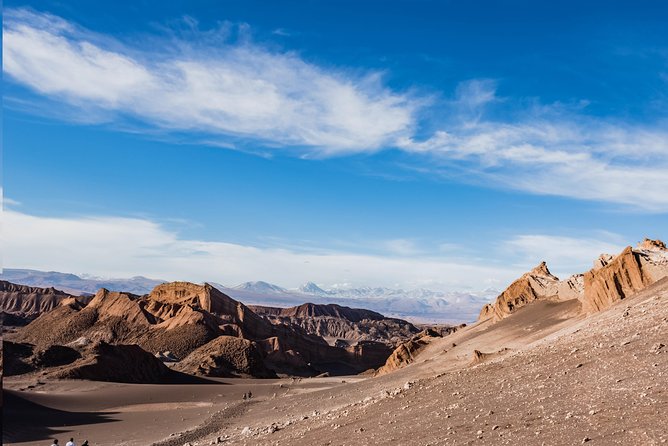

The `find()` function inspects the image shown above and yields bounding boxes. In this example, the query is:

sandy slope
[3,376,365,445]
[4,279,667,446]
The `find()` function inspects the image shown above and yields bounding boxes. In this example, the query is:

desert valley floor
[4,277,668,446]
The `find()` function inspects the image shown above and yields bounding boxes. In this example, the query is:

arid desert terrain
[3,239,667,445]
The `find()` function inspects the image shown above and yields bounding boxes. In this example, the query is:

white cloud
[382,239,421,256]
[502,234,627,278]
[4,9,668,210]
[2,207,648,317]
[3,8,417,154]
[1,188,21,208]
[398,118,668,210]
[454,79,498,110]
[2,208,521,291]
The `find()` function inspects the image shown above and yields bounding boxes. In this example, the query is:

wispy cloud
[3,208,642,293]
[3,8,418,154]
[398,111,668,210]
[382,238,421,256]
[4,9,668,210]
[2,208,521,291]
[1,188,21,208]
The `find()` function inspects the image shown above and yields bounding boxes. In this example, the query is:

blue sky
[2,0,667,291]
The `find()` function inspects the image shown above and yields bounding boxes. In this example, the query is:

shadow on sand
[3,390,119,443]
[3,373,224,443]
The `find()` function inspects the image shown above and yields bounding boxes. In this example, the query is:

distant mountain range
[0,269,165,296]
[0,269,498,322]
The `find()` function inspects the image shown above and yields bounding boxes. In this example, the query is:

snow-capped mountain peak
[298,281,329,295]
[232,281,286,294]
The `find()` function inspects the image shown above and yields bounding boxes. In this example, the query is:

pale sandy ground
[4,279,667,446]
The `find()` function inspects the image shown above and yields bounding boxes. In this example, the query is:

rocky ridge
[480,239,667,322]
[0,280,91,319]
[5,282,398,380]
[250,303,420,346]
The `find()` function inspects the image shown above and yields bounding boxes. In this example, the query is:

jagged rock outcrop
[638,238,667,250]
[252,303,385,321]
[479,238,668,323]
[470,348,511,365]
[7,282,397,378]
[175,336,275,378]
[375,329,442,376]
[250,303,419,346]
[0,280,91,318]
[582,239,668,313]
[479,262,563,322]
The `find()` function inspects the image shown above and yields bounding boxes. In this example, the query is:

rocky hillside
[250,303,419,346]
[479,238,667,322]
[0,280,91,317]
[478,262,582,321]
[582,239,668,312]
[4,339,171,383]
[220,278,668,446]
[375,328,443,376]
[5,282,395,379]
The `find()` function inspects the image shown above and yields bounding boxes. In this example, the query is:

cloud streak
[2,208,523,291]
[3,8,417,154]
[398,114,668,210]
[3,207,636,294]
[4,9,668,210]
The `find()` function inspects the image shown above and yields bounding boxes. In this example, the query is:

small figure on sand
[242,392,248,400]
[50,440,59,446]
[247,390,253,399]
[66,439,76,446]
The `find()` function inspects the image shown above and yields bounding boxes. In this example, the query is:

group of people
[242,390,253,400]
[50,438,88,446]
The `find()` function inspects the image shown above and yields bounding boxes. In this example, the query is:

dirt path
[152,400,258,446]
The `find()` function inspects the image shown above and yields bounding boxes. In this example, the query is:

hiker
[247,390,253,399]
[50,440,59,446]
[242,392,247,400]
[66,438,76,446]
[82,442,89,446]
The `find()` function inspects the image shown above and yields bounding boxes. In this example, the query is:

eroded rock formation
[478,262,564,322]
[174,335,275,378]
[0,281,91,320]
[582,239,668,313]
[479,238,668,322]
[250,302,419,346]
[375,329,442,376]
[6,281,397,379]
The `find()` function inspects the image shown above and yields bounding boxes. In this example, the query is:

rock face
[53,341,171,383]
[479,238,668,322]
[469,348,511,365]
[479,262,565,322]
[175,336,275,378]
[0,280,91,318]
[252,303,385,321]
[582,240,668,313]
[3,340,168,383]
[375,329,442,376]
[7,282,396,378]
[250,303,419,346]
